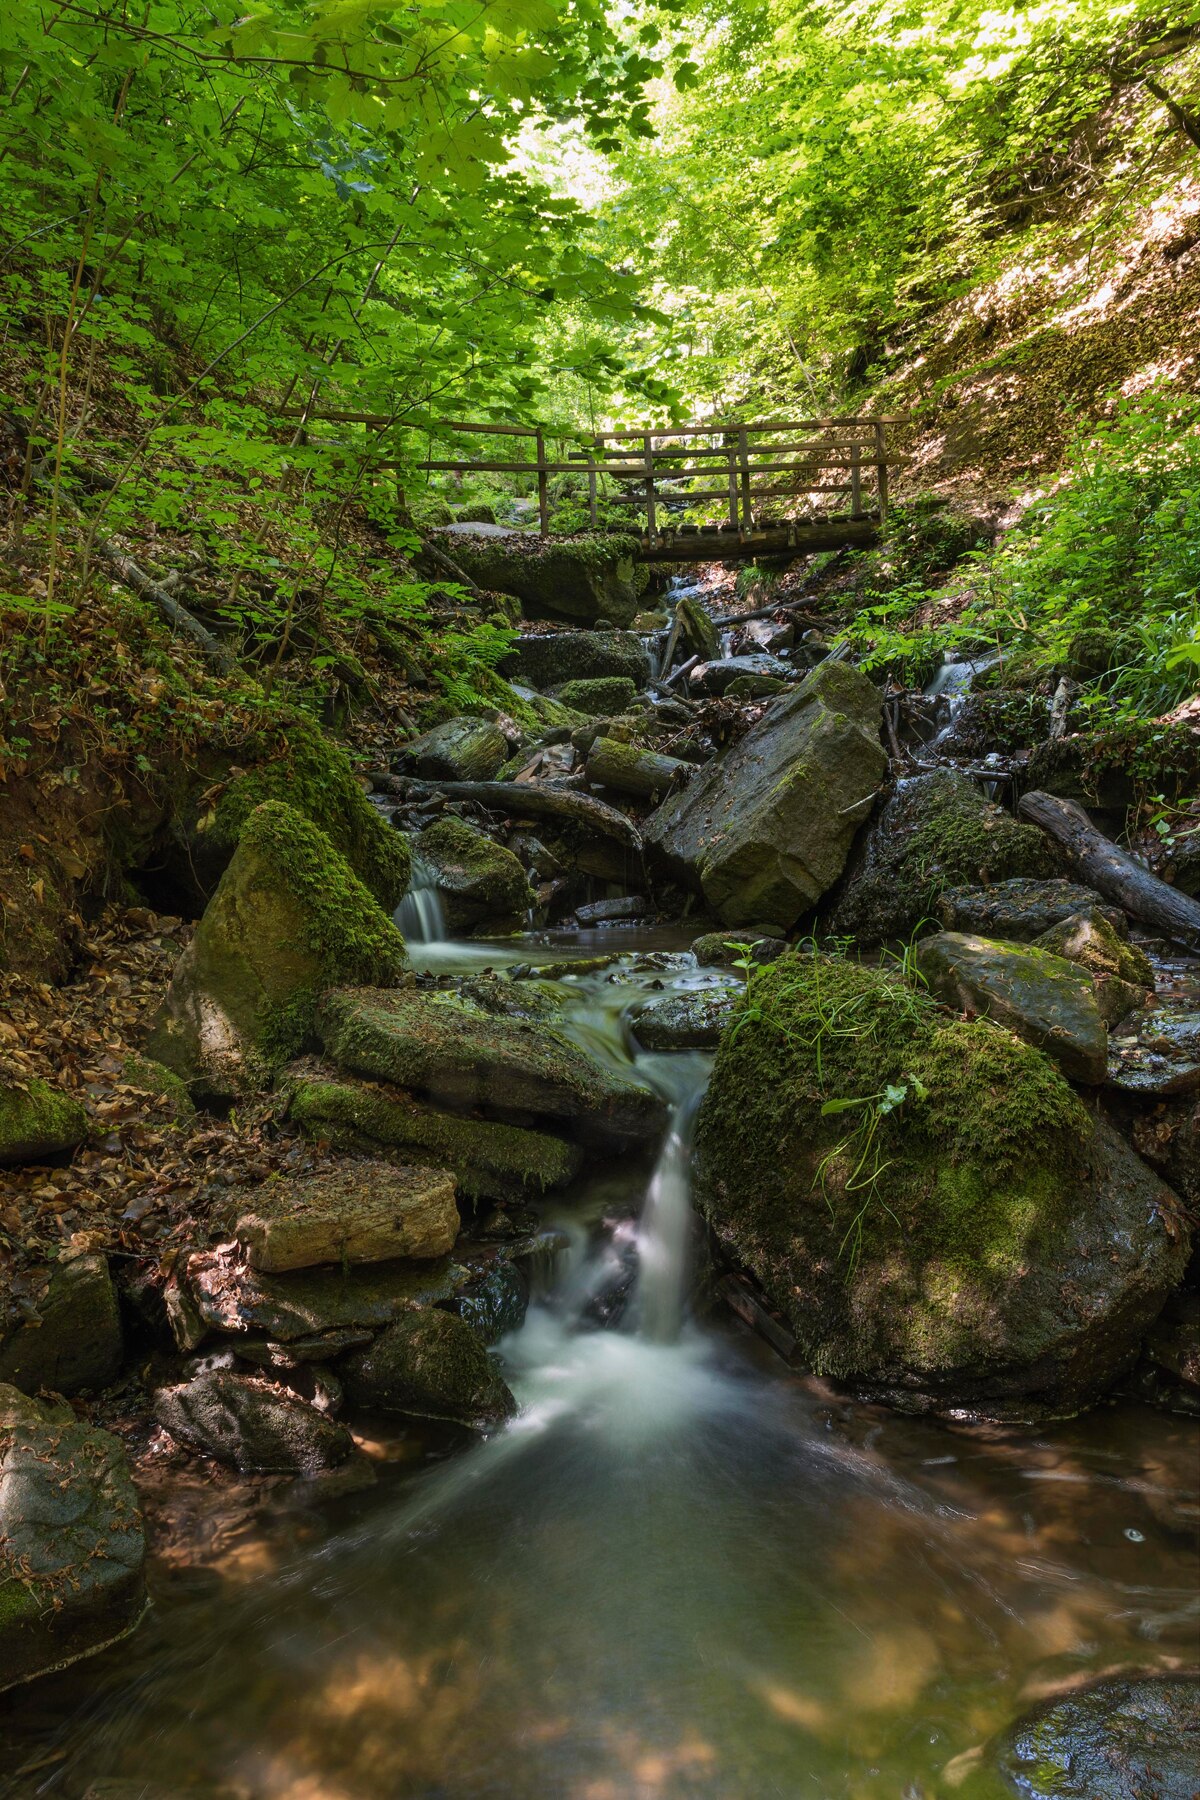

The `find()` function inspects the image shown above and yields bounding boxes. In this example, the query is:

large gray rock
[937,879,1127,941]
[915,931,1110,1084]
[340,1307,517,1428]
[0,1254,122,1396]
[154,1371,354,1473]
[147,802,408,1098]
[829,769,1056,945]
[687,653,797,696]
[394,717,507,782]
[0,1079,88,1166]
[416,817,533,934]
[630,992,736,1050]
[503,630,651,691]
[439,531,643,625]
[318,986,668,1151]
[233,1162,459,1273]
[694,952,1190,1418]
[989,1672,1200,1799]
[0,1385,145,1692]
[645,661,887,930]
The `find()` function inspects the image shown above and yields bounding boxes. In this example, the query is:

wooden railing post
[738,427,752,530]
[535,426,550,537]
[643,433,657,542]
[588,442,599,530]
[874,421,889,522]
[725,436,738,529]
[849,440,863,518]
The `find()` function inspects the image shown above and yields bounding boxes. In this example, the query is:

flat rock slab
[173,1244,459,1346]
[645,661,886,929]
[916,931,1109,1084]
[154,1371,354,1473]
[1107,1007,1200,1097]
[340,1307,516,1429]
[318,986,668,1150]
[938,879,1128,940]
[990,1672,1200,1798]
[0,1385,145,1693]
[0,1253,122,1397]
[502,630,651,690]
[234,1162,459,1273]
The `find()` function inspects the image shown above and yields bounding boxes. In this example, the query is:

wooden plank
[601,417,899,440]
[643,432,657,542]
[635,518,879,563]
[535,427,550,539]
[605,482,855,504]
[283,408,540,436]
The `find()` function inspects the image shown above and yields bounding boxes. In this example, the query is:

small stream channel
[5,929,1198,1800]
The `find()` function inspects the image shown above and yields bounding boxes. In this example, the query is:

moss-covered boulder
[233,1163,459,1272]
[287,1072,581,1201]
[986,1673,1200,1800]
[147,802,409,1097]
[694,951,1189,1417]
[675,592,719,661]
[554,676,639,715]
[691,929,789,967]
[416,817,533,934]
[318,987,668,1151]
[339,1307,516,1429]
[154,1372,354,1473]
[630,992,736,1050]
[503,629,652,691]
[0,1254,122,1396]
[119,1055,196,1125]
[646,661,887,929]
[438,531,643,626]
[200,711,410,909]
[0,1385,145,1692]
[1033,908,1155,1019]
[914,931,1110,1083]
[937,878,1127,941]
[828,769,1057,945]
[0,1080,87,1166]
[395,717,508,783]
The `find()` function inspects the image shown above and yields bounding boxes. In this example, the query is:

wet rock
[502,630,651,691]
[233,1163,459,1274]
[287,1071,581,1200]
[173,1244,459,1347]
[687,653,795,696]
[743,618,794,653]
[147,802,408,1098]
[154,1370,355,1473]
[989,1671,1200,1799]
[1107,1007,1200,1098]
[416,817,533,934]
[690,928,788,967]
[694,951,1190,1417]
[674,591,719,661]
[0,1254,122,1396]
[937,878,1127,942]
[646,661,886,930]
[829,770,1056,946]
[318,986,668,1151]
[553,676,639,715]
[574,895,647,925]
[438,531,643,626]
[630,992,736,1050]
[0,1078,87,1166]
[1145,1290,1200,1390]
[915,931,1109,1084]
[452,1260,529,1345]
[0,1385,145,1692]
[1032,910,1153,1022]
[340,1307,517,1428]
[1131,1091,1199,1205]
[395,717,507,783]
[726,673,789,700]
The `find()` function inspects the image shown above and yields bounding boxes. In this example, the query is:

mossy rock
[440,532,643,626]
[287,1071,581,1200]
[0,1255,122,1397]
[147,802,409,1097]
[828,769,1057,945]
[502,630,652,691]
[396,717,508,783]
[202,711,409,909]
[416,817,533,934]
[674,593,719,661]
[1032,910,1154,1022]
[691,929,788,968]
[986,1672,1200,1800]
[0,1080,87,1166]
[119,1055,196,1125]
[553,676,639,716]
[694,950,1189,1417]
[339,1307,516,1429]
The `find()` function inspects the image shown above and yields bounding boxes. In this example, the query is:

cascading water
[393,850,446,943]
[13,930,1199,1800]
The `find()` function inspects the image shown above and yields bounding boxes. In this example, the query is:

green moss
[555,677,638,715]
[288,1075,580,1196]
[210,711,409,908]
[416,817,533,932]
[0,1080,88,1166]
[120,1056,196,1124]
[695,948,1091,1375]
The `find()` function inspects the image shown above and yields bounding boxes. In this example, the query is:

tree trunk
[585,737,689,801]
[1017,790,1200,946]
[377,774,645,858]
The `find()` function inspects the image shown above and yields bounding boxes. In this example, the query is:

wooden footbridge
[291,408,903,563]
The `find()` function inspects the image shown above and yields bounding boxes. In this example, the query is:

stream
[4,929,1198,1800]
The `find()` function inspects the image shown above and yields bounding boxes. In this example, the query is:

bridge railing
[282,408,902,543]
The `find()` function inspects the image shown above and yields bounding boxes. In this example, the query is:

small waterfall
[633,1079,706,1344]
[394,852,446,944]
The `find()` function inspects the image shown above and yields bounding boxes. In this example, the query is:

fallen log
[383,775,645,860]
[1017,790,1200,947]
[585,736,689,802]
